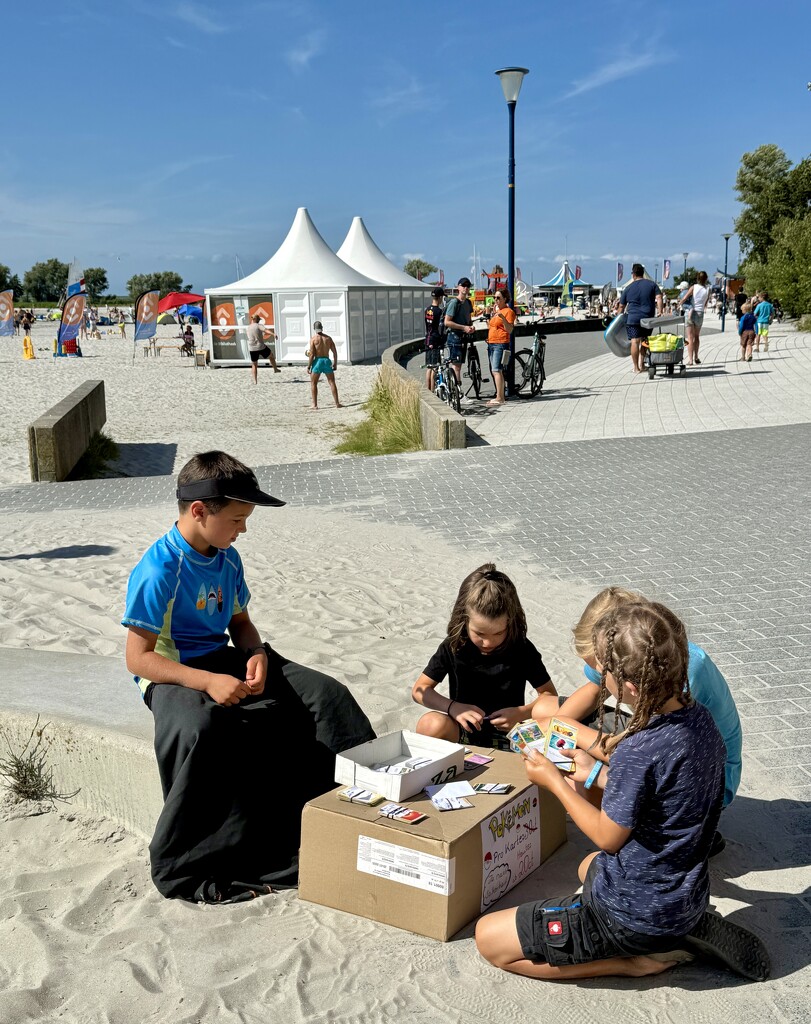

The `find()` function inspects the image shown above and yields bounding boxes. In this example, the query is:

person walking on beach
[307,321,342,409]
[247,314,281,383]
[444,277,475,383]
[617,264,663,373]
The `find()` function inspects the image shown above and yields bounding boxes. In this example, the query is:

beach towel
[147,645,375,903]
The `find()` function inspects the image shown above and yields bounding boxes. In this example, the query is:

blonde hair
[446,563,526,654]
[572,587,646,660]
[593,601,690,753]
[742,301,753,313]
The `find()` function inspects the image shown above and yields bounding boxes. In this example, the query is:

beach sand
[0,329,804,1022]
[3,320,378,484]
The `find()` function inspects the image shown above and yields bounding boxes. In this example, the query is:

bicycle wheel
[529,347,545,396]
[435,376,448,403]
[467,348,482,398]
[513,349,532,398]
[446,371,462,414]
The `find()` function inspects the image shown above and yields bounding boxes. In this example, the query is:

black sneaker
[709,831,726,858]
[685,911,771,981]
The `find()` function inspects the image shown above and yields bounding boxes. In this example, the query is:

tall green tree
[0,264,22,295]
[734,144,795,262]
[23,258,69,302]
[83,267,108,301]
[403,258,437,281]
[126,271,190,299]
[747,214,811,317]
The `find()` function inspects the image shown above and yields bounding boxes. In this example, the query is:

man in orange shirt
[487,288,516,406]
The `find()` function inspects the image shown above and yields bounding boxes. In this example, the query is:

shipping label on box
[357,835,456,895]
[480,785,540,912]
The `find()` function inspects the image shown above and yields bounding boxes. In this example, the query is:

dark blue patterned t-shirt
[591,701,725,936]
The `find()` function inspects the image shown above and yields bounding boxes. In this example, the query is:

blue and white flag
[134,290,159,342]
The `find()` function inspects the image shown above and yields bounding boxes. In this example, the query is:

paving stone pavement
[2,421,809,804]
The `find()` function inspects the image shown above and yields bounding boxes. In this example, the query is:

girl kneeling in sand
[411,563,558,749]
[475,601,765,981]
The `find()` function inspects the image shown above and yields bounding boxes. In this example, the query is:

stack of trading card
[544,718,577,773]
[337,787,386,806]
[378,802,428,824]
[507,720,546,754]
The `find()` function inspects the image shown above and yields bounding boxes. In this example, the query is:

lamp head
[495,67,530,104]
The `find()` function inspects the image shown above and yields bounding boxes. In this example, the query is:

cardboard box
[334,730,465,802]
[300,747,567,941]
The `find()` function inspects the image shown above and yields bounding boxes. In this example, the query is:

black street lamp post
[721,233,732,332]
[495,67,528,396]
[682,251,689,278]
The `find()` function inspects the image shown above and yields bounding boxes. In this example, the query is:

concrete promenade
[1,315,809,1020]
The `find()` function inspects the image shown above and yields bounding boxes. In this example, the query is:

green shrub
[798,314,811,333]
[335,365,423,456]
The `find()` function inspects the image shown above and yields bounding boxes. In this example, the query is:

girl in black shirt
[412,563,558,749]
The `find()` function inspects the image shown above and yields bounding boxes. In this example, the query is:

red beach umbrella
[157,291,206,313]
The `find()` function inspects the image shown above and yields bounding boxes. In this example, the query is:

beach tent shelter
[157,313,177,324]
[336,216,432,348]
[540,261,590,288]
[204,208,418,365]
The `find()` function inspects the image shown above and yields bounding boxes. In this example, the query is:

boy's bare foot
[309,405,318,411]
[274,367,281,373]
[335,402,343,408]
[623,955,677,976]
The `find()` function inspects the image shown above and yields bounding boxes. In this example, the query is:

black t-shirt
[423,637,551,734]
[424,304,444,345]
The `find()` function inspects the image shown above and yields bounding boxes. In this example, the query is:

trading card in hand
[473,782,514,795]
[544,717,578,772]
[507,719,545,754]
[338,787,385,806]
[379,802,427,824]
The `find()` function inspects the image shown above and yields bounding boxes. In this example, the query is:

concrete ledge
[28,379,107,481]
[0,709,160,841]
[382,338,466,450]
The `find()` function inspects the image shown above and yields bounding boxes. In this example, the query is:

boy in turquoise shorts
[754,292,774,353]
[123,450,374,903]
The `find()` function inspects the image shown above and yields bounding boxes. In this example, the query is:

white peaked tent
[204,208,430,365]
[337,216,427,288]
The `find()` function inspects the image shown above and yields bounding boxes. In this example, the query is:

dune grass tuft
[68,430,120,480]
[335,365,423,456]
[0,716,79,805]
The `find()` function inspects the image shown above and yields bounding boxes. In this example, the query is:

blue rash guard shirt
[122,524,250,696]
[583,641,742,807]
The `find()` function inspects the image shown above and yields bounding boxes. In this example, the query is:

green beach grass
[335,364,423,456]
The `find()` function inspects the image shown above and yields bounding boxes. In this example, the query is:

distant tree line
[735,144,811,316]
[0,260,192,303]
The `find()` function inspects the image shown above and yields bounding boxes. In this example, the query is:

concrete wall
[0,710,160,841]
[382,339,466,451]
[28,380,107,482]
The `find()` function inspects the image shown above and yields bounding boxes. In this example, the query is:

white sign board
[480,785,541,912]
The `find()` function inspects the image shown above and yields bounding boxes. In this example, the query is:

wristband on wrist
[246,644,268,658]
[584,761,603,790]
[447,700,456,720]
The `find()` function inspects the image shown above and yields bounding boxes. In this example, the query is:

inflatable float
[603,312,630,357]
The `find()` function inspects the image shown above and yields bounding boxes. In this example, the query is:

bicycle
[462,338,489,399]
[423,350,462,414]
[512,327,547,398]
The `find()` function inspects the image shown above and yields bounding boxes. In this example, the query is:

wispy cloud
[286,30,324,70]
[401,252,424,262]
[562,47,671,100]
[554,253,592,262]
[173,2,229,34]
[166,36,190,49]
[368,74,434,122]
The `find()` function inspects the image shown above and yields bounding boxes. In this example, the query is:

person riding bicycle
[424,286,446,392]
[444,277,475,384]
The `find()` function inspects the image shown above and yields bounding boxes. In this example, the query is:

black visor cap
[176,475,285,507]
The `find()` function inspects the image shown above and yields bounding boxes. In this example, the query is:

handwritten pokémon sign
[480,785,540,912]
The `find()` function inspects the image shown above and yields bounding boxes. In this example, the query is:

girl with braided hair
[476,601,767,981]
[412,563,559,749]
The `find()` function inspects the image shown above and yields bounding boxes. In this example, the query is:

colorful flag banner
[663,259,671,281]
[617,262,624,284]
[202,298,209,334]
[66,258,86,297]
[58,294,86,353]
[134,290,159,342]
[0,289,13,337]
[575,265,582,280]
[561,280,573,307]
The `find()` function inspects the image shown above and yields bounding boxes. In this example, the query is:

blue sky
[3,0,810,294]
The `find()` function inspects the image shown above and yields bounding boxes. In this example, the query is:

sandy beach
[1,322,808,1023]
[2,319,378,484]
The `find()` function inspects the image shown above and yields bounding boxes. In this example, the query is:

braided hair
[593,602,690,753]
[446,563,527,654]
